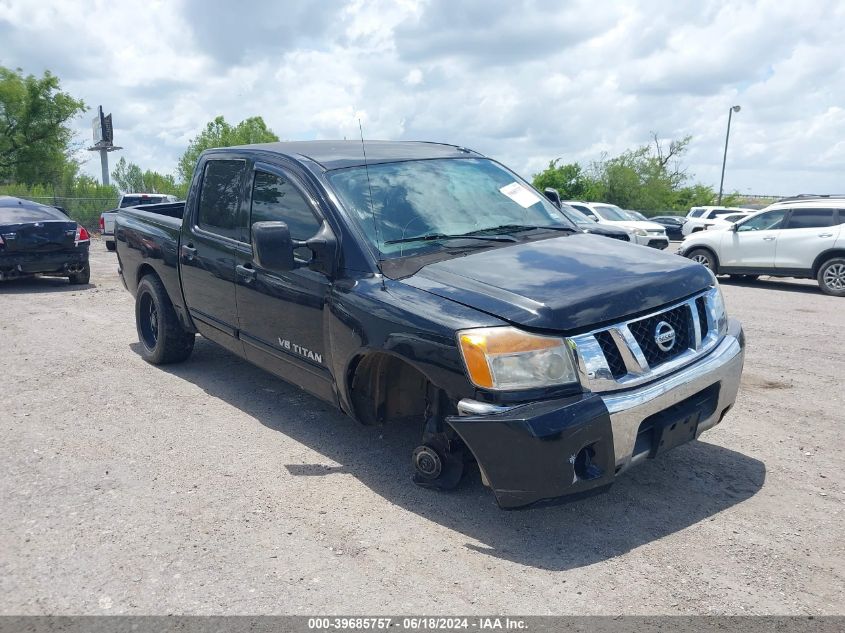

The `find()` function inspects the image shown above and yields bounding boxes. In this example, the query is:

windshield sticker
[499,182,541,208]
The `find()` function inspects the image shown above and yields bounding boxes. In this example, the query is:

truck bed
[115,205,186,323]
[125,201,186,220]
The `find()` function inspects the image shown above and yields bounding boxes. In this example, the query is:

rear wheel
[105,241,116,252]
[136,275,195,364]
[817,257,845,297]
[68,262,90,285]
[687,248,717,272]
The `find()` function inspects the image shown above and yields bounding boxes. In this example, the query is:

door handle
[236,263,257,283]
[181,245,197,261]
[762,236,776,241]
[818,233,833,238]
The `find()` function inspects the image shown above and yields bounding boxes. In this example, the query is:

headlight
[457,326,579,390]
[710,283,728,335]
[632,228,648,236]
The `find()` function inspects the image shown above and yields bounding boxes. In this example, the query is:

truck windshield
[326,158,575,258]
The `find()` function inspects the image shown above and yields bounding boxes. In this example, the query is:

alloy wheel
[823,263,845,290]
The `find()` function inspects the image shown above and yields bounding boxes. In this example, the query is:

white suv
[678,196,845,296]
[565,201,669,249]
[682,206,755,236]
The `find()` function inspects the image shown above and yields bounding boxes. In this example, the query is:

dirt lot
[1,238,843,615]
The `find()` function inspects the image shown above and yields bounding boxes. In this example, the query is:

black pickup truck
[115,141,745,508]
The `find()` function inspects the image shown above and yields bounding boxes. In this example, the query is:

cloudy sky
[2,0,843,195]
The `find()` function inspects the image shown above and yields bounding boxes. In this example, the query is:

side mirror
[729,223,739,232]
[252,221,295,273]
[305,221,338,277]
[587,214,599,222]
[543,187,562,209]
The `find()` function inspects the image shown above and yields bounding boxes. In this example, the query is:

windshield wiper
[475,224,577,235]
[384,232,517,245]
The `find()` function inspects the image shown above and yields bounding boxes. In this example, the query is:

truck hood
[402,234,713,331]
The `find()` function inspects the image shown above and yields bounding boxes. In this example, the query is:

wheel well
[137,263,159,286]
[687,245,720,272]
[812,249,845,276]
[349,353,431,426]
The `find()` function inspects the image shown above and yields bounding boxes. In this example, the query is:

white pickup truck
[99,193,177,251]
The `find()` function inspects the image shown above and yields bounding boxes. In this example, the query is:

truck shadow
[719,276,821,295]
[0,276,96,293]
[144,338,766,572]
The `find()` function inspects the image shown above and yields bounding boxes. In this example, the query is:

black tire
[687,248,717,273]
[817,257,845,297]
[106,241,116,252]
[68,262,90,285]
[135,275,195,364]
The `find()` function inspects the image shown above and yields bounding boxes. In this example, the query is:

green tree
[112,157,146,192]
[0,66,86,186]
[535,134,726,213]
[112,157,185,197]
[531,159,593,200]
[177,115,279,184]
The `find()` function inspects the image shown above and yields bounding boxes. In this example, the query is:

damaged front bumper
[447,318,745,509]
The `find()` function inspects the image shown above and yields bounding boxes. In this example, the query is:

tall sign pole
[87,106,122,185]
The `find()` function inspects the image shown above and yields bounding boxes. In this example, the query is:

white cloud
[1,0,844,195]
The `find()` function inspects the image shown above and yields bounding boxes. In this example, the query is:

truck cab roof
[223,140,484,171]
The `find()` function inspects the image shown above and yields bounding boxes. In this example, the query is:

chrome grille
[695,296,709,340]
[594,330,627,378]
[570,288,723,393]
[628,304,693,366]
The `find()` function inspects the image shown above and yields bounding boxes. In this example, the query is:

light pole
[717,105,741,204]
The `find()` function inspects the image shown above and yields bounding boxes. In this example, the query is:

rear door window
[196,160,247,238]
[784,208,836,229]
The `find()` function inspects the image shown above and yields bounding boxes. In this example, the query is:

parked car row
[562,201,670,249]
[682,206,755,236]
[649,215,686,240]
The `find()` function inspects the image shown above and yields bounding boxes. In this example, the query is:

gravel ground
[1,237,843,615]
